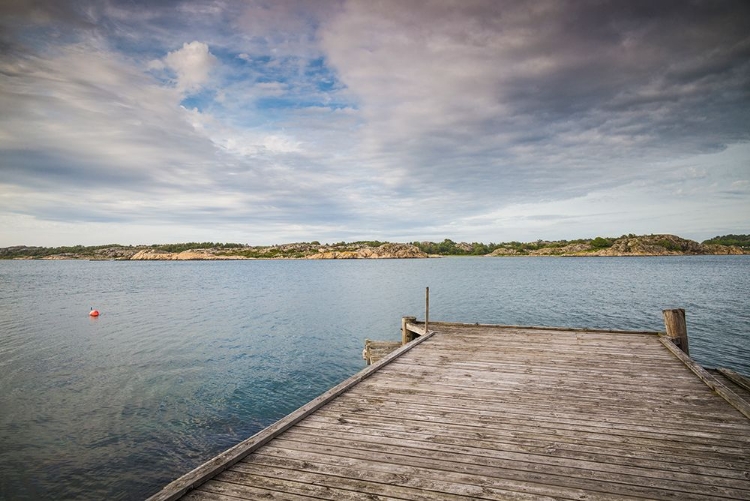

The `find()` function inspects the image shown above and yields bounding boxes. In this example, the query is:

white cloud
[162,41,218,94]
[218,132,302,156]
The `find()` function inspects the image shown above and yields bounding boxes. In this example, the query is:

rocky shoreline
[488,234,745,257]
[125,242,428,260]
[1,234,746,260]
[5,242,428,261]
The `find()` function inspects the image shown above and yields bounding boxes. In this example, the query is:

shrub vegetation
[702,234,750,249]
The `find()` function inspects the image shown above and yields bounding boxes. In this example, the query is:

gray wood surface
[718,367,750,393]
[154,322,750,500]
[363,339,402,365]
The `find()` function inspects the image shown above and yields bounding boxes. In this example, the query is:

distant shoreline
[1,234,747,260]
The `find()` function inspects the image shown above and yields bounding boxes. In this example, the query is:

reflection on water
[0,256,748,499]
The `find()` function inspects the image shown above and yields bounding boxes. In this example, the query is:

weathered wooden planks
[150,321,750,501]
[659,336,750,419]
[363,339,402,365]
[718,367,750,393]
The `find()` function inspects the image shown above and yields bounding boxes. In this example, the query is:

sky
[1,0,749,247]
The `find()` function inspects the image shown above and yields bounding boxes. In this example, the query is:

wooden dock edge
[717,367,750,392]
[408,320,662,336]
[659,336,750,419]
[145,329,438,501]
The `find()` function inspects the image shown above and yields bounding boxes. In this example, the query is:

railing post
[362,339,371,365]
[663,308,689,355]
[402,316,417,345]
[425,287,429,335]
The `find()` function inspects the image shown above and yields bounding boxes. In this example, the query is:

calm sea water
[0,256,748,499]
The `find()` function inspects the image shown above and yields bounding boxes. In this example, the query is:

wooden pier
[148,313,750,500]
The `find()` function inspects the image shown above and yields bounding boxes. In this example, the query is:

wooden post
[663,308,689,355]
[362,339,370,364]
[425,287,430,335]
[401,316,417,345]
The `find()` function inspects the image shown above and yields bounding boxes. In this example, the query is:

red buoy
[89,308,100,317]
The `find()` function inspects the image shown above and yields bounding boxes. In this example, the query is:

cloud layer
[1,0,748,246]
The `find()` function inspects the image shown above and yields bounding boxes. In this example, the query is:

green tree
[590,237,613,249]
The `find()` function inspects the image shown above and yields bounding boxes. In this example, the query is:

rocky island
[0,241,427,260]
[1,234,746,260]
[486,234,745,257]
